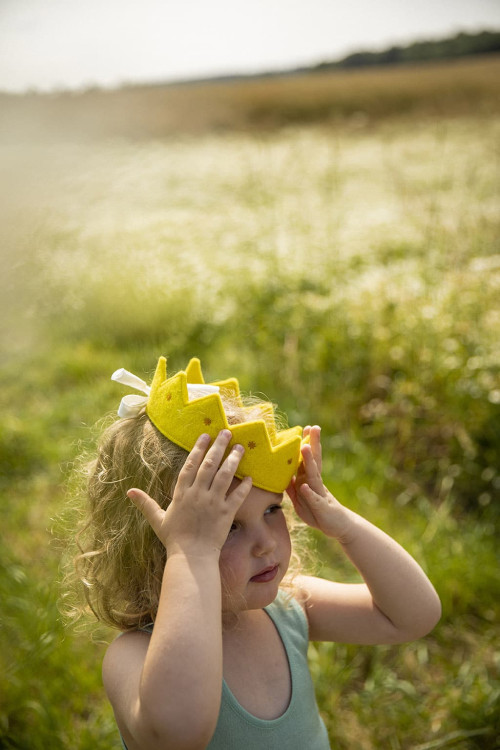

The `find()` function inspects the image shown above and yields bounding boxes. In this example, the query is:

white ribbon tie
[111,368,220,419]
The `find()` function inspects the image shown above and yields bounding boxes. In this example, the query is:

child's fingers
[226,475,253,511]
[300,443,324,493]
[175,433,212,490]
[195,430,233,488]
[298,483,323,513]
[289,485,306,514]
[210,444,245,496]
[302,426,322,467]
[289,483,317,527]
[309,425,323,472]
[127,488,165,537]
[286,477,297,504]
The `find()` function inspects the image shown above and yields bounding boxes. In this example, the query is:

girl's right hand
[127,430,252,558]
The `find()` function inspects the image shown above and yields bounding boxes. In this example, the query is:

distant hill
[311,29,500,73]
[186,29,500,86]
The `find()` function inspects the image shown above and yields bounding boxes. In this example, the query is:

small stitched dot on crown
[204,418,212,425]
[287,458,293,464]
[166,393,172,401]
[248,441,257,449]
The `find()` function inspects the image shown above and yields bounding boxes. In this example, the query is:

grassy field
[1,54,499,141]
[0,59,499,749]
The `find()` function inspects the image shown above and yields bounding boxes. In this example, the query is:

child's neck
[222,606,259,633]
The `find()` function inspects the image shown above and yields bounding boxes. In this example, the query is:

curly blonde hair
[68,397,308,632]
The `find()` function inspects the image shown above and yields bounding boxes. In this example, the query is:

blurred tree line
[313,30,500,71]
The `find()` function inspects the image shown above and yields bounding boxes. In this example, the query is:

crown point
[186,358,204,384]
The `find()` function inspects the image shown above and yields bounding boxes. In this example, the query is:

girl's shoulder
[102,628,151,695]
[102,629,155,750]
[104,622,154,656]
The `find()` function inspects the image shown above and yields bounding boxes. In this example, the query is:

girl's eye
[266,504,283,515]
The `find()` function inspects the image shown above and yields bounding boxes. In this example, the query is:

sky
[0,0,499,93]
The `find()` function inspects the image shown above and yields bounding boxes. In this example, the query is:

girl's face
[219,483,292,614]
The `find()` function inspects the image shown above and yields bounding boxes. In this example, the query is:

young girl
[75,356,441,750]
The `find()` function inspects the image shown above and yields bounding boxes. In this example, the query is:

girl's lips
[250,564,279,583]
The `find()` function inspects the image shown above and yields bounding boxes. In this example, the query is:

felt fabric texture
[146,357,303,494]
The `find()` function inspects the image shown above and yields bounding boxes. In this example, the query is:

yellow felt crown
[145,357,303,494]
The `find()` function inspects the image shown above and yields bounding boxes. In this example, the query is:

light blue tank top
[205,592,330,749]
[120,591,330,749]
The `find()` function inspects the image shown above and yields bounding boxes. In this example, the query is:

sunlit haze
[0,0,499,92]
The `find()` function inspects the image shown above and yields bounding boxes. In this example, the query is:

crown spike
[151,356,168,389]
[185,357,204,384]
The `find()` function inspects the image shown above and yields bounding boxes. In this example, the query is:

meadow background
[1,55,499,749]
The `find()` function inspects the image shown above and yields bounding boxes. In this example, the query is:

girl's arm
[288,426,441,645]
[102,431,252,750]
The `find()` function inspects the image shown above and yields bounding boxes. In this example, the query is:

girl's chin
[222,582,282,616]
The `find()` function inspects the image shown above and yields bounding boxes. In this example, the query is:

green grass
[0,109,499,748]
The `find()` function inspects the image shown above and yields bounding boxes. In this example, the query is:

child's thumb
[127,488,164,535]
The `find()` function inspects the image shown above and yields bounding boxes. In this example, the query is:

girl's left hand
[287,425,354,542]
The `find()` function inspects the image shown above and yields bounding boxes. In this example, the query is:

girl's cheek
[280,525,293,568]
[277,515,292,549]
[219,547,239,582]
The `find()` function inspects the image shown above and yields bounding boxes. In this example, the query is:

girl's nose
[252,524,277,556]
